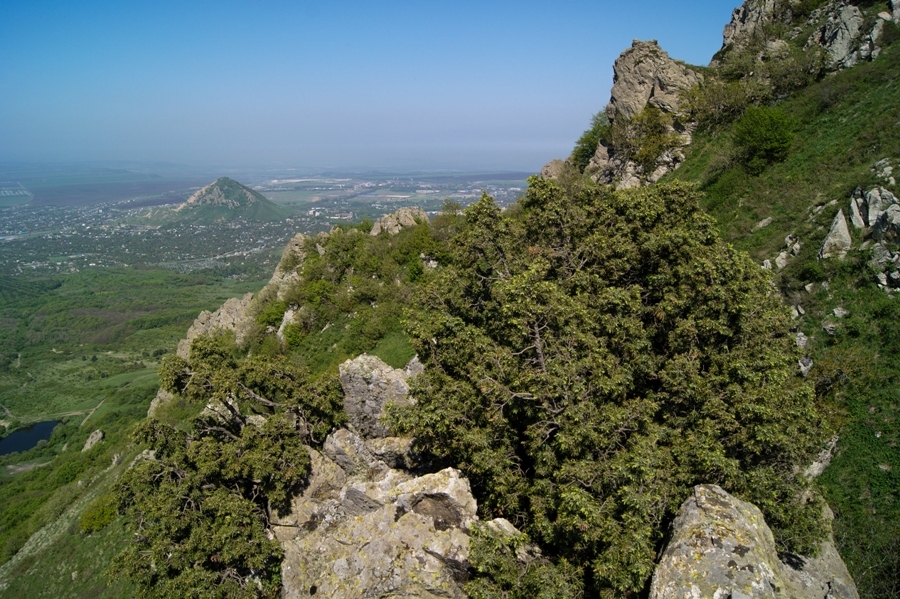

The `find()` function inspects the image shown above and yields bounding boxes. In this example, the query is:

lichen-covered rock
[606,40,700,123]
[819,209,852,259]
[718,0,779,57]
[175,292,255,359]
[649,485,858,599]
[339,354,417,438]
[808,3,867,70]
[81,429,104,452]
[281,465,477,599]
[540,158,566,180]
[370,207,429,236]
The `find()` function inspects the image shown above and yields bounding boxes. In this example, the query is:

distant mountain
[137,177,291,224]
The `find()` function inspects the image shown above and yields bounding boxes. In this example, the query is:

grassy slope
[669,41,900,599]
[0,267,268,598]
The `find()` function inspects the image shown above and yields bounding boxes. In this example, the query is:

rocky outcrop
[81,429,104,452]
[605,40,700,123]
[808,3,868,70]
[819,209,852,259]
[175,292,255,360]
[719,0,779,56]
[540,158,566,180]
[588,40,700,189]
[650,485,859,599]
[266,232,308,301]
[370,207,429,236]
[339,354,419,438]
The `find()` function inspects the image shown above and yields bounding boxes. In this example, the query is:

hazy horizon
[1,1,739,171]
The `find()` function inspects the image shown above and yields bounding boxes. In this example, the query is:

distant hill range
[136,177,291,224]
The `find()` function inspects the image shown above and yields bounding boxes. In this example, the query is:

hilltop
[135,177,292,224]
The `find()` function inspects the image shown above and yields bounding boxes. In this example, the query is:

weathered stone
[176,292,255,359]
[808,4,865,70]
[873,204,900,242]
[276,307,296,343]
[147,388,174,418]
[849,192,867,229]
[819,209,852,259]
[796,332,809,348]
[833,307,849,318]
[540,158,566,180]
[649,484,858,599]
[281,467,478,599]
[323,428,380,475]
[753,216,773,231]
[339,354,416,438]
[81,429,104,452]
[823,321,838,336]
[607,40,700,122]
[370,207,429,236]
[800,356,814,377]
[366,436,418,470]
[870,241,895,266]
[718,0,779,57]
[805,434,840,479]
[894,0,900,23]
[865,187,897,227]
[265,233,308,301]
[775,251,789,270]
[271,447,348,543]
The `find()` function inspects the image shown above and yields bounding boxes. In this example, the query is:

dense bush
[608,106,682,175]
[393,180,827,597]
[733,105,795,174]
[571,111,610,173]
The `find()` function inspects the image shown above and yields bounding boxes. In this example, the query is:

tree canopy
[393,178,827,597]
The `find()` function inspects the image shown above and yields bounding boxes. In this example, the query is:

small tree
[571,111,610,173]
[733,105,795,175]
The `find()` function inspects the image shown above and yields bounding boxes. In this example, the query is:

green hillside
[135,177,293,224]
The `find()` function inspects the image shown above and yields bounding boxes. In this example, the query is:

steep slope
[138,177,292,224]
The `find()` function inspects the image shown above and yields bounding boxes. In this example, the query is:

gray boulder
[540,158,566,180]
[873,204,900,242]
[606,40,700,123]
[718,0,779,55]
[176,292,255,359]
[819,209,852,259]
[339,354,418,438]
[649,485,858,599]
[865,186,897,227]
[370,207,429,236]
[81,429,104,452]
[808,4,866,70]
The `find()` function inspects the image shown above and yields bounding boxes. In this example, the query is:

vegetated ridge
[137,177,292,224]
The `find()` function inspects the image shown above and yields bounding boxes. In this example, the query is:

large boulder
[807,3,876,70]
[278,431,487,599]
[175,292,255,359]
[338,354,418,438]
[540,158,566,180]
[370,207,429,236]
[819,209,852,259]
[265,232,308,301]
[81,429,104,452]
[605,40,700,123]
[650,485,858,599]
[717,0,779,57]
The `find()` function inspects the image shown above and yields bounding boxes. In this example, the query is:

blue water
[0,421,59,456]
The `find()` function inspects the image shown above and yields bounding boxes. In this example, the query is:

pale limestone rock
[265,232,308,301]
[753,216,773,231]
[796,332,809,348]
[849,192,866,229]
[81,429,104,452]
[649,485,858,599]
[540,158,566,180]
[339,354,416,438]
[606,40,700,122]
[323,428,380,475]
[805,435,840,479]
[808,4,866,70]
[147,388,174,418]
[370,207,429,236]
[833,307,849,318]
[276,307,296,343]
[718,0,779,57]
[176,292,255,359]
[775,251,789,270]
[873,204,900,242]
[800,356,814,377]
[819,209,852,259]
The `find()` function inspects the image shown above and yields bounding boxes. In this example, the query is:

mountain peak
[177,177,267,211]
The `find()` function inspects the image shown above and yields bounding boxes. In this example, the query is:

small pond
[0,421,59,456]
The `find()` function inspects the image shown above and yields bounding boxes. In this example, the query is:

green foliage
[732,105,796,175]
[393,181,826,596]
[608,106,682,174]
[571,111,610,173]
[79,491,118,533]
[255,300,288,328]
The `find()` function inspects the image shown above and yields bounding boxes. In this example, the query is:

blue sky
[0,0,740,171]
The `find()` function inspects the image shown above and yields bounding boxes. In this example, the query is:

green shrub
[255,300,288,328]
[79,492,117,533]
[571,111,610,173]
[733,105,795,174]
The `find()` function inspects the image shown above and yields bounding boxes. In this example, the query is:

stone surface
[606,40,700,122]
[266,233,308,301]
[176,292,255,360]
[873,204,900,242]
[370,207,429,236]
[146,388,174,418]
[339,354,417,438]
[81,429,104,452]
[281,461,478,599]
[805,435,840,479]
[799,356,814,377]
[808,4,866,70]
[540,158,566,180]
[819,209,852,259]
[718,0,779,56]
[865,187,897,227]
[649,485,858,599]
